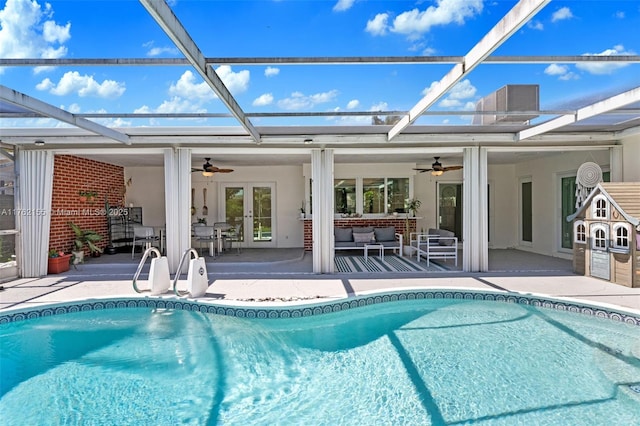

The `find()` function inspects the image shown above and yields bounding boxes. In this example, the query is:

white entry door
[220,183,276,248]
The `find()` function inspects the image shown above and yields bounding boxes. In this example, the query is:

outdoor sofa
[334,226,403,256]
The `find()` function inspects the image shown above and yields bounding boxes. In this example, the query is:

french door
[221,183,276,248]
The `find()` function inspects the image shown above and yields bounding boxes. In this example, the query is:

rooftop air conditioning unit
[473,84,539,125]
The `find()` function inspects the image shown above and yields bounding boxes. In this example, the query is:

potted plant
[48,249,72,274]
[403,198,422,256]
[69,222,103,264]
[406,198,422,217]
[78,190,98,203]
[299,200,306,219]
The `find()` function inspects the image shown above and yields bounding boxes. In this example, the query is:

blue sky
[0,0,638,128]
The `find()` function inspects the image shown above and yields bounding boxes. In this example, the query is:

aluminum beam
[140,0,260,143]
[388,0,551,141]
[518,86,640,141]
[1,55,638,67]
[0,85,130,145]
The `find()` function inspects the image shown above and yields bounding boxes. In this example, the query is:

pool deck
[1,248,639,315]
[2,269,639,315]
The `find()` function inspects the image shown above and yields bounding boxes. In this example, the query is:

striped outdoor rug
[334,254,447,273]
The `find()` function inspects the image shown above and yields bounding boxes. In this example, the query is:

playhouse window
[613,223,630,250]
[592,195,608,219]
[591,225,608,250]
[574,221,586,244]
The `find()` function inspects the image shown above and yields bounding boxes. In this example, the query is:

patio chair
[131,226,159,259]
[194,225,217,257]
[213,222,233,253]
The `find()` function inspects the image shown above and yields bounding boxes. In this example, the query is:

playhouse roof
[567,182,640,227]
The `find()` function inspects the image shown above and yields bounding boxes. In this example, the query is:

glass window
[387,178,410,214]
[592,225,608,250]
[521,181,532,243]
[613,224,629,250]
[334,179,356,214]
[362,178,385,214]
[574,221,586,244]
[593,196,608,219]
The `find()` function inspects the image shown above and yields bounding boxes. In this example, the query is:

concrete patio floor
[1,249,638,315]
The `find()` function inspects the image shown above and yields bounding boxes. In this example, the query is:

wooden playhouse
[567,182,640,287]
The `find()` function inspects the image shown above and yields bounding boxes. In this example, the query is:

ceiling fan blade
[217,168,234,173]
[413,168,433,173]
[443,166,463,171]
[191,168,202,172]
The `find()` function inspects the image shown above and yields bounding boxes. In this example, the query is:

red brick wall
[303,218,416,250]
[49,155,124,254]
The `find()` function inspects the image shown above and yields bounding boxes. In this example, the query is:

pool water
[1,299,639,425]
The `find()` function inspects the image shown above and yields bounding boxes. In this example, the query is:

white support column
[15,149,54,277]
[164,148,192,272]
[462,147,488,272]
[322,149,335,273]
[311,150,322,273]
[311,149,334,273]
[610,146,623,182]
[478,148,489,272]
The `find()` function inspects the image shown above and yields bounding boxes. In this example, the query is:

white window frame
[573,220,586,244]
[592,195,608,220]
[612,223,630,252]
[590,223,608,251]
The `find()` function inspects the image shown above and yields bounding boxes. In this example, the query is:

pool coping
[1,287,638,326]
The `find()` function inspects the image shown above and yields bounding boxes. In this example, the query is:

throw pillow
[353,232,375,243]
[438,229,456,246]
[352,226,374,234]
[334,227,353,242]
[374,227,395,242]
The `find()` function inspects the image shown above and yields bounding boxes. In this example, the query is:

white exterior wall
[621,134,640,181]
[511,150,610,257]
[487,164,517,249]
[126,164,305,248]
[124,167,166,227]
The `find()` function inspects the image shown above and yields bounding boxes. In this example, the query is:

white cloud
[168,67,250,104]
[147,46,180,56]
[277,90,339,110]
[265,66,280,77]
[365,13,389,36]
[551,7,573,22]
[576,45,634,75]
[544,63,578,80]
[333,0,355,12]
[0,0,71,72]
[253,93,274,106]
[527,20,544,31]
[387,0,483,38]
[422,79,478,109]
[135,96,207,116]
[370,101,388,112]
[135,68,250,116]
[614,11,625,19]
[544,64,568,76]
[447,79,476,100]
[169,70,216,101]
[36,71,125,99]
[346,99,359,109]
[214,65,250,94]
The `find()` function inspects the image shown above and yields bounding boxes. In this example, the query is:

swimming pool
[1,291,639,425]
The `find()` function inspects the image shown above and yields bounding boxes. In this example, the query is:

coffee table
[364,243,384,262]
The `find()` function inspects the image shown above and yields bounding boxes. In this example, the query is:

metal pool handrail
[173,248,199,297]
[132,247,163,293]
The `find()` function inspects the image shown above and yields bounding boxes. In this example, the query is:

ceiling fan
[192,158,234,176]
[413,157,463,176]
